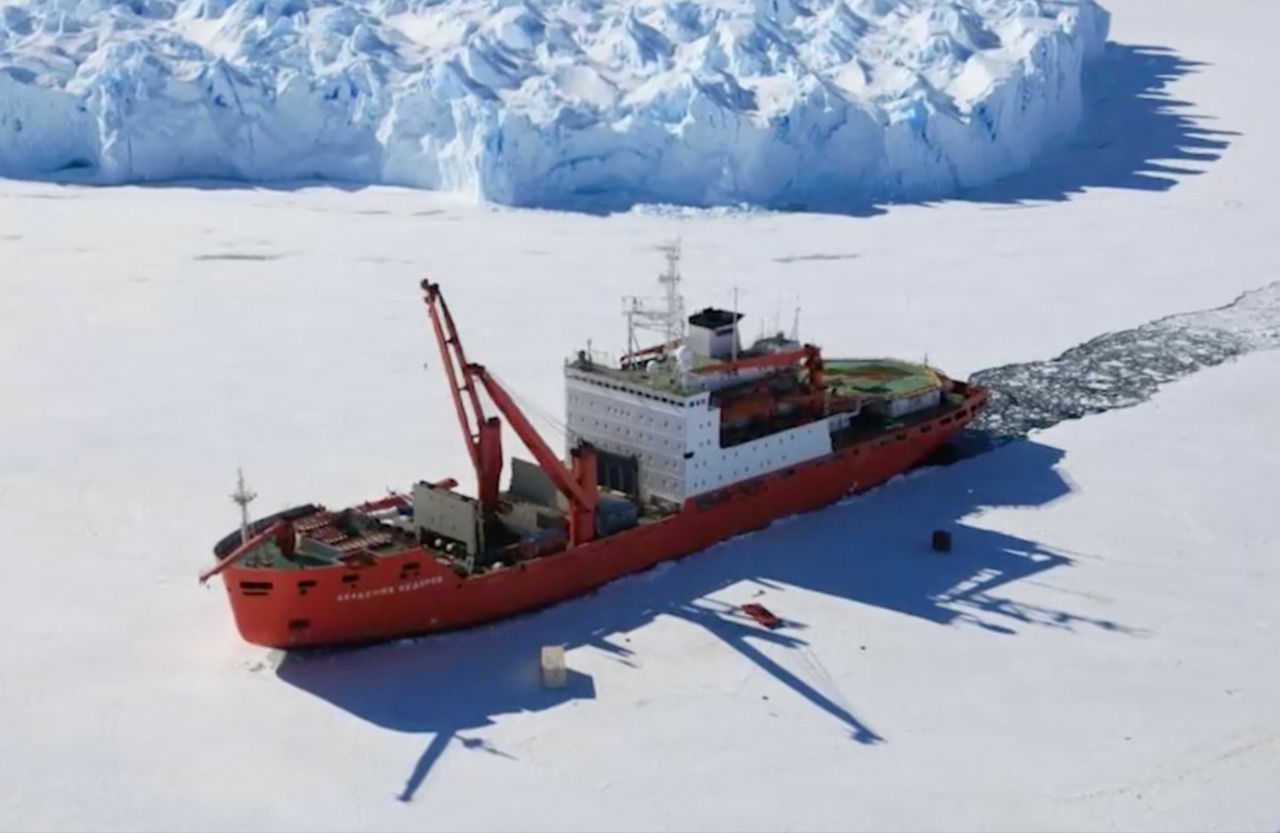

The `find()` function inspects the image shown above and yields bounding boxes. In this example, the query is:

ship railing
[199,519,288,584]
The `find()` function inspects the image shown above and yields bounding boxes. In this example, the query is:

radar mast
[622,240,687,365]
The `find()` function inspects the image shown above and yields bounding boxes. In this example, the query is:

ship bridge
[560,244,946,508]
[563,268,832,506]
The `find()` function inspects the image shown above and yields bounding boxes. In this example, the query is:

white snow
[4,0,1280,829]
[0,0,1109,210]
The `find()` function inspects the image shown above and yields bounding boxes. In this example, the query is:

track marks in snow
[192,252,287,262]
[1066,730,1280,805]
[772,252,860,264]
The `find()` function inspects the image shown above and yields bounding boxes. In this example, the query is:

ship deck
[569,354,945,401]
[823,358,944,398]
[828,386,972,448]
[231,507,419,571]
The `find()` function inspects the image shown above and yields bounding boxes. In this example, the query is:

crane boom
[470,365,597,511]
[421,280,503,510]
[420,280,597,544]
[470,364,598,545]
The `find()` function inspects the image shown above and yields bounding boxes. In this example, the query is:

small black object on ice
[931,529,952,552]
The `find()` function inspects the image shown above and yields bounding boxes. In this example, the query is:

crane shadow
[277,434,1136,801]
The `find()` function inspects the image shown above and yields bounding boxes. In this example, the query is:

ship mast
[622,240,686,365]
[659,240,684,352]
[231,467,256,546]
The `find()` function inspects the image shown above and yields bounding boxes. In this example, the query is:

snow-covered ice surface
[4,0,1280,830]
[0,0,1109,210]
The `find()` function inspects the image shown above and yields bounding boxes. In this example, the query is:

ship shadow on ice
[647,435,1130,638]
[277,435,1131,801]
[275,624,598,802]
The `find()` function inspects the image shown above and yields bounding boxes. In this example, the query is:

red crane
[421,281,599,546]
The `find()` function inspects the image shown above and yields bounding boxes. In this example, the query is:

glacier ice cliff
[0,0,1110,211]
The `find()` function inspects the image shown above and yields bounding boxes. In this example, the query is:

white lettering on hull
[336,575,445,602]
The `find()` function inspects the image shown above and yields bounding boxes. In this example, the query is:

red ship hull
[215,385,987,649]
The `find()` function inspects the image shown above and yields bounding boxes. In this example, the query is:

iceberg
[0,0,1110,211]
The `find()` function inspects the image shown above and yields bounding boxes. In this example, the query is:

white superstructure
[564,365,835,504]
[564,242,840,505]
